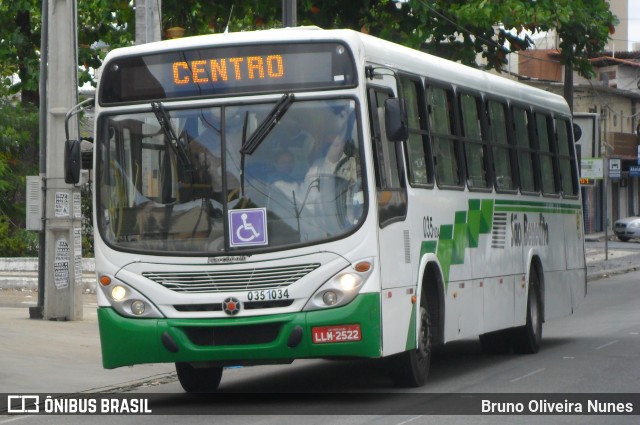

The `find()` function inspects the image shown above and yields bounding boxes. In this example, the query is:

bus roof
[100,27,570,115]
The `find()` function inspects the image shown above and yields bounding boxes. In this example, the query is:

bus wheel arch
[422,261,445,346]
[512,258,544,354]
[387,260,443,387]
[529,255,545,324]
[175,362,223,393]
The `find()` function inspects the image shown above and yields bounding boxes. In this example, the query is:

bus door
[367,85,413,355]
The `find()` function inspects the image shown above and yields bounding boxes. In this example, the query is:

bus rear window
[100,42,356,104]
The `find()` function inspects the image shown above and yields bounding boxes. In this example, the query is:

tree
[1,1,617,103]
[360,0,617,78]
[0,0,617,256]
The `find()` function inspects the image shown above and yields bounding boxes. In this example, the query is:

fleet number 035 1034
[245,289,290,301]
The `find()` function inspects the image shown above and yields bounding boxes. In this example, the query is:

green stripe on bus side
[418,198,580,287]
[420,199,495,285]
[495,206,578,215]
[495,199,581,211]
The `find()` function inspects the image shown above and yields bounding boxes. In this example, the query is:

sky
[627,2,640,51]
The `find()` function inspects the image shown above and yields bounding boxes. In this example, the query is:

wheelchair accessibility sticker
[229,208,268,247]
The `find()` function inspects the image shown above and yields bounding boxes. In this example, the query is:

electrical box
[26,176,43,231]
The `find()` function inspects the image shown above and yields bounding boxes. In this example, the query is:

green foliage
[77,0,135,88]
[0,217,38,257]
[0,0,618,98]
[0,0,618,258]
[0,98,38,221]
[0,98,39,257]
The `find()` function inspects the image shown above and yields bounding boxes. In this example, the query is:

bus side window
[426,85,462,187]
[535,112,559,196]
[400,76,433,186]
[459,92,490,190]
[512,107,538,194]
[487,100,516,191]
[367,87,408,227]
[556,117,579,197]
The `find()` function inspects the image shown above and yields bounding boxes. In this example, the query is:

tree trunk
[16,10,40,108]
[563,55,574,113]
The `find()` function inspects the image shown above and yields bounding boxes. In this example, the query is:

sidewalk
[0,241,639,396]
[584,232,640,281]
[0,301,175,394]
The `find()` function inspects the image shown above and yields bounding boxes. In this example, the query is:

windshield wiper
[240,93,295,155]
[151,102,193,170]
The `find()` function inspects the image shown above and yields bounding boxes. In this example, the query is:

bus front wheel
[388,291,432,387]
[175,362,223,393]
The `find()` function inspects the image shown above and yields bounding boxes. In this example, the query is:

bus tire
[389,291,432,387]
[175,362,223,393]
[512,267,543,354]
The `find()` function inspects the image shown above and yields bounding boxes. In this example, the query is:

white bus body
[87,28,586,391]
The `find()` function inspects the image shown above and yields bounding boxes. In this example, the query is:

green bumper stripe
[98,293,381,369]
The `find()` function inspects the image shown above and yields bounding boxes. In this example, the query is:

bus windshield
[97,98,365,254]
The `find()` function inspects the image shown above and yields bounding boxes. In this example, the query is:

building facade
[510,0,640,234]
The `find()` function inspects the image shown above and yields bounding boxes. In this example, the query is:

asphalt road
[4,268,636,425]
[139,268,640,396]
[2,255,638,425]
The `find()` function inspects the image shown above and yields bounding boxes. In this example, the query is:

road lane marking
[0,416,32,424]
[510,368,545,383]
[395,416,423,425]
[595,340,619,350]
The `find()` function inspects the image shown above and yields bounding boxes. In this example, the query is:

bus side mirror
[64,139,81,184]
[384,97,408,142]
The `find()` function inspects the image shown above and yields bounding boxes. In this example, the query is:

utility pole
[283,0,297,27]
[136,0,162,44]
[42,0,83,321]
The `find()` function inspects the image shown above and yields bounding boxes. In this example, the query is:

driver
[303,104,356,196]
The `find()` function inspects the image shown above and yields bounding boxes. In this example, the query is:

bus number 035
[423,216,439,239]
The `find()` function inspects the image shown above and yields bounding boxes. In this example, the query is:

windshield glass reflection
[97,99,365,254]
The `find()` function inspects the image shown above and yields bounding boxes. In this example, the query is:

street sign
[580,158,604,179]
[609,158,621,179]
[630,165,640,177]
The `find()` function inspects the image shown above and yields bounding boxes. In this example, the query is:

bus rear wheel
[175,362,223,393]
[512,268,543,354]
[389,291,432,387]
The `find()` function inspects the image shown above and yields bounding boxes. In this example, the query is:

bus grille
[142,263,320,293]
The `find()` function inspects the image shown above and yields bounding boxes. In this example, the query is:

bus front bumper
[98,293,381,369]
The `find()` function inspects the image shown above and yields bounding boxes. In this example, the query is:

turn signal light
[354,261,371,273]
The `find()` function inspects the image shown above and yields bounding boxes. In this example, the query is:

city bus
[66,27,586,392]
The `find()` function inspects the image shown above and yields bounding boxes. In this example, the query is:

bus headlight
[303,260,374,311]
[98,275,163,318]
[111,285,127,301]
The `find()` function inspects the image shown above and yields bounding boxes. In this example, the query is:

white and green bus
[72,27,586,392]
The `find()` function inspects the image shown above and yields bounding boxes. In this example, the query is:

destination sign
[172,55,285,85]
[100,42,356,104]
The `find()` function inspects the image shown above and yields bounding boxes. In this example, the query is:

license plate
[312,324,361,344]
